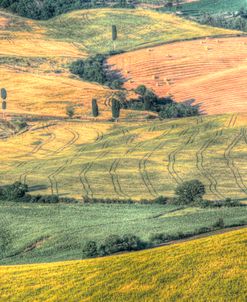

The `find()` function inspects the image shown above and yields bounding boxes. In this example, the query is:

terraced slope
[1,228,246,302]
[1,113,247,201]
[109,36,247,115]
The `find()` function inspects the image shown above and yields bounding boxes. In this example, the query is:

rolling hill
[0,228,246,301]
[109,36,247,115]
[0,8,239,117]
[1,114,247,201]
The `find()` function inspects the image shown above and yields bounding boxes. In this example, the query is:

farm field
[1,201,247,265]
[1,113,247,201]
[43,8,238,54]
[1,228,246,301]
[109,36,247,115]
[0,8,238,117]
[168,0,247,17]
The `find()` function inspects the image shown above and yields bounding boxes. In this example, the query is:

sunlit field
[0,114,247,201]
[109,36,247,115]
[1,228,246,302]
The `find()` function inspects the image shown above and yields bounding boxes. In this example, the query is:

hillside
[1,228,246,301]
[1,201,246,265]
[1,114,247,201]
[0,8,239,117]
[109,36,247,115]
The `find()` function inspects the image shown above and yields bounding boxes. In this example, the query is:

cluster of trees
[198,13,247,31]
[197,9,247,32]
[0,0,134,20]
[125,85,200,118]
[70,54,123,89]
[0,182,78,203]
[83,234,146,258]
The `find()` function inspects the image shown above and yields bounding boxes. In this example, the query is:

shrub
[159,103,199,119]
[0,182,28,201]
[83,241,98,258]
[213,218,225,229]
[66,105,74,118]
[99,234,145,256]
[175,180,205,205]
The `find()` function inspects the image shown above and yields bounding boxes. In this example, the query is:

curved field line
[167,124,200,185]
[19,132,56,184]
[108,128,136,199]
[138,129,173,198]
[227,113,238,128]
[196,130,225,200]
[79,129,107,198]
[223,128,247,195]
[18,124,57,182]
[47,128,80,195]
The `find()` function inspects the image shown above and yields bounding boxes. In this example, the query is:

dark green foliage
[83,241,98,258]
[2,101,6,110]
[0,182,28,201]
[158,103,199,119]
[10,118,28,131]
[128,84,199,118]
[0,0,132,20]
[70,55,108,85]
[200,198,242,208]
[111,98,121,119]
[92,98,99,117]
[83,195,168,204]
[112,25,117,41]
[213,218,225,229]
[66,105,74,118]
[175,180,206,204]
[1,88,7,100]
[134,85,147,97]
[94,234,146,257]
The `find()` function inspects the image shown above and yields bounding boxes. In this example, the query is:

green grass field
[1,114,247,201]
[1,201,246,265]
[164,0,247,17]
[1,228,246,301]
[43,8,238,54]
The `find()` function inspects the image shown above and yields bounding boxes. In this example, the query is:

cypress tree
[112,98,120,120]
[92,98,99,117]
[144,95,152,111]
[112,25,117,41]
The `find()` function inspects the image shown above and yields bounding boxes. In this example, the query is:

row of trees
[66,97,121,120]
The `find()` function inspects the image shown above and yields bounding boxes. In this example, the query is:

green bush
[175,180,205,205]
[83,241,98,258]
[0,182,28,201]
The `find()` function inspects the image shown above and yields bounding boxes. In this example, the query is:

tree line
[0,0,134,20]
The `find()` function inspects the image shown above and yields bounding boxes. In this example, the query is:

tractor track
[47,128,80,195]
[167,118,201,184]
[79,129,107,198]
[196,130,225,200]
[138,129,172,198]
[223,128,247,195]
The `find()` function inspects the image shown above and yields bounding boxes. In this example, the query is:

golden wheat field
[109,36,247,115]
[0,228,246,302]
[0,113,247,201]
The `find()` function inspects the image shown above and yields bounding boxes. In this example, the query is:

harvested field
[108,36,247,115]
[0,114,247,201]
